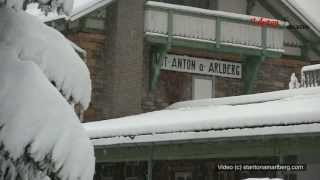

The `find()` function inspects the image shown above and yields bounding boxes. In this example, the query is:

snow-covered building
[25,1,320,179]
[83,86,320,180]
[27,0,320,122]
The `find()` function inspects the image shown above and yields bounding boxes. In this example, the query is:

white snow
[0,7,92,110]
[6,0,73,15]
[282,0,320,36]
[0,46,94,180]
[26,4,67,22]
[84,87,320,139]
[289,73,300,89]
[289,0,320,33]
[27,0,114,22]
[301,64,320,72]
[0,7,94,180]
[168,86,320,109]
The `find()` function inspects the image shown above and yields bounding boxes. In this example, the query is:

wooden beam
[149,45,167,92]
[95,136,320,163]
[147,145,154,180]
[145,35,283,58]
[243,55,265,94]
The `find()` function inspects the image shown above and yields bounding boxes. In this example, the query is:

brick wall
[66,0,145,121]
[67,32,107,122]
[251,58,308,94]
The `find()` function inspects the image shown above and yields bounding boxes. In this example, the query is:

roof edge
[281,0,320,38]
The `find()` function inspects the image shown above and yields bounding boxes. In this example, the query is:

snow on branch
[0,46,94,180]
[0,7,92,110]
[1,0,73,15]
[0,6,94,180]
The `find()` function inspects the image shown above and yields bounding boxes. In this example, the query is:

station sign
[161,54,242,79]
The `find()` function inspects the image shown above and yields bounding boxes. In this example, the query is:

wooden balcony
[301,64,320,87]
[144,1,288,57]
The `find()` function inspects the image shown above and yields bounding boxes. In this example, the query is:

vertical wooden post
[147,145,154,180]
[243,55,265,94]
[261,26,267,51]
[215,17,221,48]
[149,46,167,92]
[167,10,173,50]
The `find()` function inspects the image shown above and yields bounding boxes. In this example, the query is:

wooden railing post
[215,17,221,48]
[243,55,265,94]
[167,10,173,50]
[261,26,267,52]
[149,46,167,92]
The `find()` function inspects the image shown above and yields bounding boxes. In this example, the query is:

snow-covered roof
[27,0,115,22]
[282,0,320,37]
[84,87,320,147]
[91,123,320,147]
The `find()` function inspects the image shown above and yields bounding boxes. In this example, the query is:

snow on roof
[91,123,320,147]
[282,0,320,37]
[301,64,320,72]
[84,87,320,146]
[168,86,320,109]
[27,0,115,22]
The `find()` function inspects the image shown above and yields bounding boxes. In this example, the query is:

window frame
[192,75,215,100]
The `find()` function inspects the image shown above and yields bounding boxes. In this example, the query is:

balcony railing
[145,1,287,53]
[289,64,320,89]
[301,65,320,87]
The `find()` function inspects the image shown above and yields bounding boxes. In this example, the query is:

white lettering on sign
[161,54,242,79]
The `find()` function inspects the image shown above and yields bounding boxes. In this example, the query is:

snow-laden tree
[0,0,95,180]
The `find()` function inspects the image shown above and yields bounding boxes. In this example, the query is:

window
[192,76,215,100]
[175,172,192,180]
